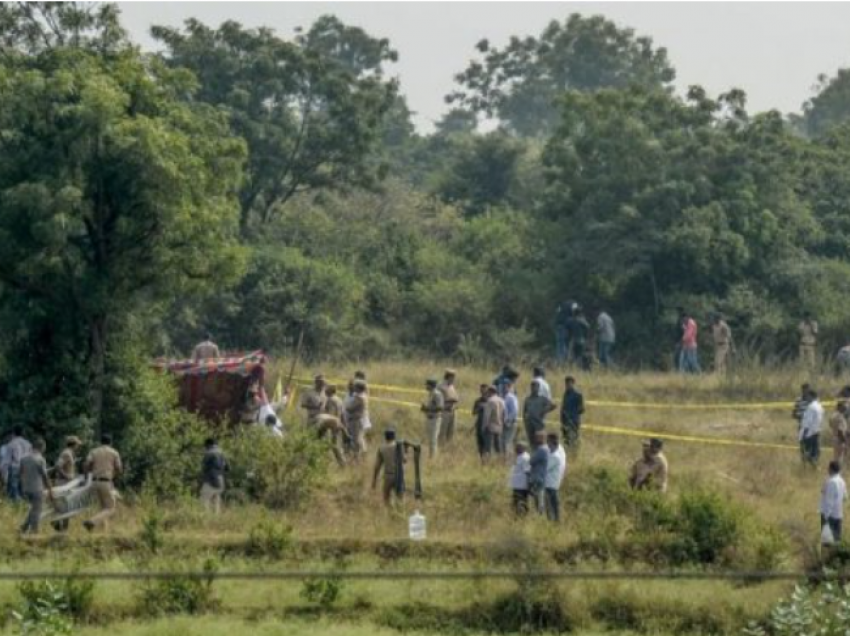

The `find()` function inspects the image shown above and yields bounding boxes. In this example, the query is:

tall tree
[153,16,398,234]
[802,69,850,138]
[447,14,675,137]
[0,18,245,436]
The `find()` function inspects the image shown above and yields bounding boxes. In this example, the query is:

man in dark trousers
[528,431,550,515]
[561,376,585,449]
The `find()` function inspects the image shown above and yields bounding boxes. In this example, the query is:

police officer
[372,428,402,507]
[438,369,459,445]
[83,434,123,532]
[422,378,445,458]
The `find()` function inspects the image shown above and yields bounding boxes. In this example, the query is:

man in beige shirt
[300,374,327,428]
[345,381,369,460]
[53,436,82,532]
[437,369,460,445]
[629,439,668,493]
[372,429,402,507]
[830,402,849,464]
[192,333,221,361]
[83,434,123,532]
[421,378,445,458]
[799,313,819,369]
[711,314,733,375]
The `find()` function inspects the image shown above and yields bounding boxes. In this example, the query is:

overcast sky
[118,2,850,132]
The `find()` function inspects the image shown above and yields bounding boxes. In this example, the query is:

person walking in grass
[711,313,733,375]
[679,310,701,374]
[528,431,550,515]
[560,376,585,449]
[544,433,566,522]
[596,310,616,368]
[508,442,531,517]
[532,367,551,399]
[820,460,847,544]
[793,383,813,433]
[19,438,52,535]
[83,434,123,532]
[53,436,81,531]
[472,384,489,460]
[800,389,824,466]
[523,380,556,446]
[200,437,228,515]
[502,382,519,456]
[421,378,445,459]
[831,402,849,465]
[438,369,460,445]
[799,312,819,369]
[482,385,506,459]
[373,428,402,508]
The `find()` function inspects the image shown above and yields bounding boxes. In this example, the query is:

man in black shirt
[200,438,229,515]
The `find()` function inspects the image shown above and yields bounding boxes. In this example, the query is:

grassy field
[0,360,843,634]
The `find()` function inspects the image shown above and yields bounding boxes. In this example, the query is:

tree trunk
[89,315,108,440]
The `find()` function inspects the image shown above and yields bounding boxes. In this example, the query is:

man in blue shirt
[502,382,519,456]
[561,376,585,449]
[529,431,550,515]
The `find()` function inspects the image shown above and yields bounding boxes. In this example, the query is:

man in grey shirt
[19,437,53,535]
[200,438,229,514]
[597,310,616,368]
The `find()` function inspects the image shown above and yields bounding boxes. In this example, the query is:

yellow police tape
[293,375,794,410]
[357,393,798,452]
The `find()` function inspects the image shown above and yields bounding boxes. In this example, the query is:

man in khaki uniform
[372,429,402,507]
[300,374,327,428]
[53,436,81,531]
[83,434,123,532]
[830,402,849,464]
[711,313,733,375]
[482,385,506,459]
[192,333,220,360]
[421,378,445,458]
[345,380,369,460]
[628,439,668,493]
[437,369,460,445]
[318,384,349,466]
[799,313,819,368]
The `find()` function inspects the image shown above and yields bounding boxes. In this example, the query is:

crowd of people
[556,303,844,375]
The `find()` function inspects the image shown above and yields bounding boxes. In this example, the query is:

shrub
[743,582,850,636]
[139,506,165,555]
[246,519,294,559]
[137,558,219,616]
[224,428,329,510]
[10,578,95,636]
[672,489,741,564]
[300,576,344,610]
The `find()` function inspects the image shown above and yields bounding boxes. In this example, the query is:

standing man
[820,460,847,543]
[494,366,519,398]
[799,312,819,369]
[373,428,402,508]
[53,436,81,531]
[793,383,813,433]
[345,380,369,460]
[711,313,733,375]
[544,433,565,522]
[192,332,220,360]
[502,382,520,456]
[472,384,489,460]
[438,369,460,446]
[421,378,445,459]
[596,310,616,368]
[800,389,824,467]
[560,376,585,449]
[82,434,123,532]
[522,380,557,446]
[200,437,228,515]
[528,431,550,516]
[321,384,348,466]
[567,308,591,370]
[831,402,849,465]
[300,374,328,429]
[19,438,52,535]
[5,426,32,502]
[679,311,700,374]
[532,367,551,399]
[481,385,506,459]
[554,302,571,365]
[629,439,669,492]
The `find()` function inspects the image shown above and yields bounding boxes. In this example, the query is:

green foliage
[137,559,219,617]
[224,428,329,510]
[448,13,675,136]
[802,69,850,137]
[300,575,344,610]
[744,582,850,636]
[246,519,294,559]
[139,507,165,556]
[11,577,95,636]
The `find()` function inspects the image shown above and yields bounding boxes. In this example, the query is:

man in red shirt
[679,310,701,374]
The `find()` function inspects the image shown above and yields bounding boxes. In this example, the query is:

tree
[801,68,850,137]
[447,14,675,137]
[153,16,398,234]
[0,37,245,436]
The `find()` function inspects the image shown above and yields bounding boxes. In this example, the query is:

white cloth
[509,452,530,490]
[554,444,567,483]
[534,378,552,400]
[256,403,284,430]
[545,447,565,489]
[0,443,9,476]
[820,474,847,519]
[800,400,824,440]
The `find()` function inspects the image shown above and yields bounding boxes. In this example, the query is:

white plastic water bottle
[409,509,426,541]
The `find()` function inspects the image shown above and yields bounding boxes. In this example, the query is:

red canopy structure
[153,350,268,424]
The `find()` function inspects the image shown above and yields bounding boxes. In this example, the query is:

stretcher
[39,476,118,523]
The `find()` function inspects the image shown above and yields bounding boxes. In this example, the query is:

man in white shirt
[5,426,32,502]
[800,389,824,466]
[544,432,566,522]
[508,442,531,517]
[532,367,551,400]
[820,460,847,542]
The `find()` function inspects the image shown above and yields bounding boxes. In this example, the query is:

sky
[118,2,850,132]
